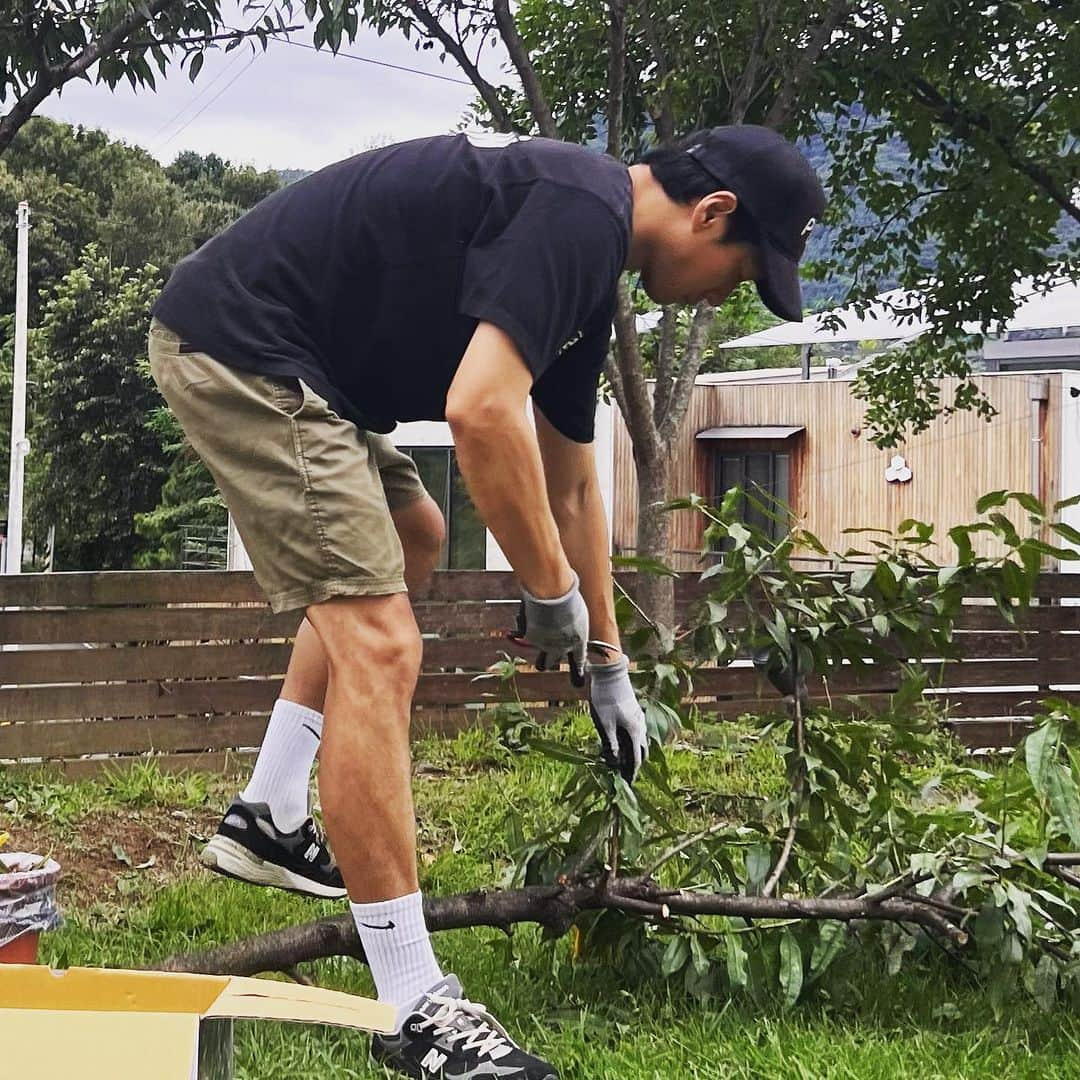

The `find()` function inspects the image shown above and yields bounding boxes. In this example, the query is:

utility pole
[5,201,30,575]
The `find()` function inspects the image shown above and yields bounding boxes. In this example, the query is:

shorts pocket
[265,374,307,418]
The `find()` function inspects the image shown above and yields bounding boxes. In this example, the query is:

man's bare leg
[201,496,444,894]
[305,593,423,900]
[307,592,445,1016]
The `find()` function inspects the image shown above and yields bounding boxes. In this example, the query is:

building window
[714,449,791,540]
[402,447,486,569]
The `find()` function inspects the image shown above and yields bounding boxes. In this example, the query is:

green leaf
[725,933,748,990]
[611,554,679,578]
[525,738,593,765]
[872,613,889,637]
[1045,762,1080,847]
[1010,491,1044,516]
[937,565,960,587]
[1032,953,1058,1013]
[976,490,1009,513]
[850,567,874,593]
[187,51,204,82]
[808,920,847,982]
[661,935,690,978]
[779,931,803,1008]
[1004,882,1033,943]
[1025,718,1061,797]
[1050,521,1080,547]
[745,844,772,889]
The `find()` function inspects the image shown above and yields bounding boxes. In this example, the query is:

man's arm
[533,407,620,655]
[445,321,573,599]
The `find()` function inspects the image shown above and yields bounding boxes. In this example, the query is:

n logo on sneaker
[421,1048,448,1073]
[302,842,321,863]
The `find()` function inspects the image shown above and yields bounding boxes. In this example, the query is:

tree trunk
[632,450,674,629]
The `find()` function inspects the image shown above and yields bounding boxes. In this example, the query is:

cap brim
[755,241,804,323]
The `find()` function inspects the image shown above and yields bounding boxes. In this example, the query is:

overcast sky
[38,3,506,172]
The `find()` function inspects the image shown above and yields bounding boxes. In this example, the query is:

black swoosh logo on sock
[360,920,396,931]
[301,723,321,739]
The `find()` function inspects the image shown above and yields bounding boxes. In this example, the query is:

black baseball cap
[685,125,825,322]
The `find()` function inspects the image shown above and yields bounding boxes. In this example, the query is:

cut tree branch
[160,875,968,977]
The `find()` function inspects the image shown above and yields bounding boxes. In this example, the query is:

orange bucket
[0,929,40,964]
[0,853,60,964]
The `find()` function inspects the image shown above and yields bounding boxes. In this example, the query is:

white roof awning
[716,276,1080,350]
[696,425,805,440]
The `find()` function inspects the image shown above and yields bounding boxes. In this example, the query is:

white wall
[1059,372,1080,572]
[226,403,617,572]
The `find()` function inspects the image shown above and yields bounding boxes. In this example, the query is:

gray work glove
[517,572,589,686]
[588,653,648,784]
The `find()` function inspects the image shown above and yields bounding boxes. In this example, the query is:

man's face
[639,191,762,307]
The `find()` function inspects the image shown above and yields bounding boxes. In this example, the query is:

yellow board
[0,1009,200,1080]
[0,964,397,1079]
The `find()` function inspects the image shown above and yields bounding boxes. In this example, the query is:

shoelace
[418,993,515,1059]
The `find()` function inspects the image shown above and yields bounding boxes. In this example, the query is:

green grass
[11,714,1080,1078]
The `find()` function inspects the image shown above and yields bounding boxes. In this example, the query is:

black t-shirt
[153,133,632,442]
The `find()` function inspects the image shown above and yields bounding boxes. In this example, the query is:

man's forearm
[451,411,573,599]
[551,477,621,654]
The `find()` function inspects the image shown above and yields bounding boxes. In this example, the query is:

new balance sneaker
[371,975,558,1080]
[199,796,347,899]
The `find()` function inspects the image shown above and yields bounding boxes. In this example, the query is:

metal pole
[5,201,30,575]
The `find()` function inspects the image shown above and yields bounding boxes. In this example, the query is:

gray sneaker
[200,796,347,899]
[371,975,558,1079]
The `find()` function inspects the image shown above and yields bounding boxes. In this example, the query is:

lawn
[5,713,1080,1080]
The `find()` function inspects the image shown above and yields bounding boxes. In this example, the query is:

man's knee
[307,593,422,683]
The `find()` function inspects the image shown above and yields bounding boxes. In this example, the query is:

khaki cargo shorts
[148,318,428,613]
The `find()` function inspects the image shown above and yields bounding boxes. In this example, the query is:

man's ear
[691,190,738,235]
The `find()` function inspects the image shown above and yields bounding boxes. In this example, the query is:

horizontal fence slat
[0,569,527,607]
[943,718,1035,747]
[0,569,695,608]
[0,607,302,645]
[0,643,294,685]
[0,571,265,607]
[0,714,271,759]
[2,705,571,764]
[0,678,282,722]
[5,662,1076,725]
[0,638,518,686]
[0,603,530,645]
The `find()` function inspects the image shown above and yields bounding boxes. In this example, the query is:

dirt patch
[7,804,223,912]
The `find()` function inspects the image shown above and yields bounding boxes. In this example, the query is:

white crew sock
[351,890,444,1026]
[240,698,324,832]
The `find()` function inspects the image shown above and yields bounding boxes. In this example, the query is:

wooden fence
[1,570,1079,775]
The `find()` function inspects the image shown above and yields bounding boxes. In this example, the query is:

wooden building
[612,368,1080,569]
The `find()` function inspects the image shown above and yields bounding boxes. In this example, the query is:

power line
[154,52,262,154]
[147,1,280,151]
[147,47,254,145]
[277,38,474,87]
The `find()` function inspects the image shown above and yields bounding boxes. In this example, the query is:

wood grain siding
[612,373,1061,565]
